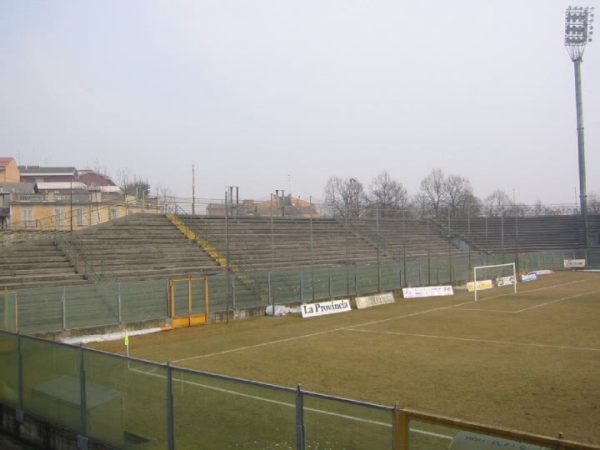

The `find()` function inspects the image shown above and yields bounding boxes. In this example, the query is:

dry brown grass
[88,271,600,445]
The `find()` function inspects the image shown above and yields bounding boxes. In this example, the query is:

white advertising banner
[564,259,586,268]
[521,273,538,282]
[355,292,395,309]
[402,286,454,299]
[467,280,493,292]
[533,270,554,276]
[301,299,352,318]
[496,276,516,287]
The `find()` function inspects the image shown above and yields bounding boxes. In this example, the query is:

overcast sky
[1,1,598,205]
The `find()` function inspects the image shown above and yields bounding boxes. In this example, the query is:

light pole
[565,6,594,246]
[192,164,195,215]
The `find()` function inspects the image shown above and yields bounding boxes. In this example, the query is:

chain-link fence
[0,331,596,449]
[2,248,598,335]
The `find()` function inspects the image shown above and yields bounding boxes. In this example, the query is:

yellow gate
[169,277,209,328]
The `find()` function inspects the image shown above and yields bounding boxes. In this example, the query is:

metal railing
[0,330,597,450]
[53,230,118,283]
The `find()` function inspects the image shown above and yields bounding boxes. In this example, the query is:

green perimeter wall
[0,248,597,335]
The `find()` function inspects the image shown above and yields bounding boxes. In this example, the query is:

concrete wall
[0,404,112,450]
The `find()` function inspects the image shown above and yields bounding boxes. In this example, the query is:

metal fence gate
[169,277,209,328]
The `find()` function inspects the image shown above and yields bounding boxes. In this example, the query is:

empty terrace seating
[0,237,86,290]
[178,215,396,271]
[73,213,223,281]
[347,217,468,260]
[435,215,588,253]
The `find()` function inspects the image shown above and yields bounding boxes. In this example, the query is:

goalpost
[472,262,517,301]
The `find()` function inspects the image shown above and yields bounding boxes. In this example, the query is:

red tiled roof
[0,157,16,168]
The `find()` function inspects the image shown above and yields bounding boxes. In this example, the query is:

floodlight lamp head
[565,6,594,60]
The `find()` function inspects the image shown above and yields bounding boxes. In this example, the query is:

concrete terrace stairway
[0,238,86,290]
[73,213,224,281]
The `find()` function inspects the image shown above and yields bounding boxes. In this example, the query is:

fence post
[232,274,236,310]
[398,263,402,290]
[62,287,67,331]
[166,362,175,450]
[392,402,408,450]
[17,333,23,412]
[117,282,122,324]
[300,270,304,302]
[295,384,306,450]
[268,272,272,305]
[79,344,88,441]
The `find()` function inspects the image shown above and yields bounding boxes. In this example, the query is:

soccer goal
[472,262,517,301]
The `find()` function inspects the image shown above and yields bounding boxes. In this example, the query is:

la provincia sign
[402,286,454,299]
[301,299,352,318]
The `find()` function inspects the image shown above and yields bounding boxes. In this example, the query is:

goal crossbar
[473,262,517,301]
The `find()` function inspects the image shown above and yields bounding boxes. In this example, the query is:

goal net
[471,263,517,301]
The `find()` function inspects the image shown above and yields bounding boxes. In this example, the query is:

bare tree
[155,183,177,212]
[367,171,409,216]
[483,189,513,217]
[418,169,446,217]
[532,200,549,216]
[323,176,367,219]
[116,168,132,194]
[116,168,151,198]
[588,192,600,214]
[444,174,481,217]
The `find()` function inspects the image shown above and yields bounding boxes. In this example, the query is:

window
[54,208,66,226]
[76,208,86,226]
[21,208,34,227]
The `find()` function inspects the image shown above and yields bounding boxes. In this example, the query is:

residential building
[0,158,160,230]
[0,157,20,183]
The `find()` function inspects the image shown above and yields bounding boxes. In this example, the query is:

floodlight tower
[565,6,594,245]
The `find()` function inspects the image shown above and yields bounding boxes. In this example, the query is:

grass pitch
[88,270,600,446]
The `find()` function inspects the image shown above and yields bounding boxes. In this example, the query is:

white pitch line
[452,279,600,315]
[344,329,600,353]
[514,289,600,313]
[450,308,516,313]
[170,299,478,364]
[170,328,342,363]
[131,366,452,441]
[171,276,600,364]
